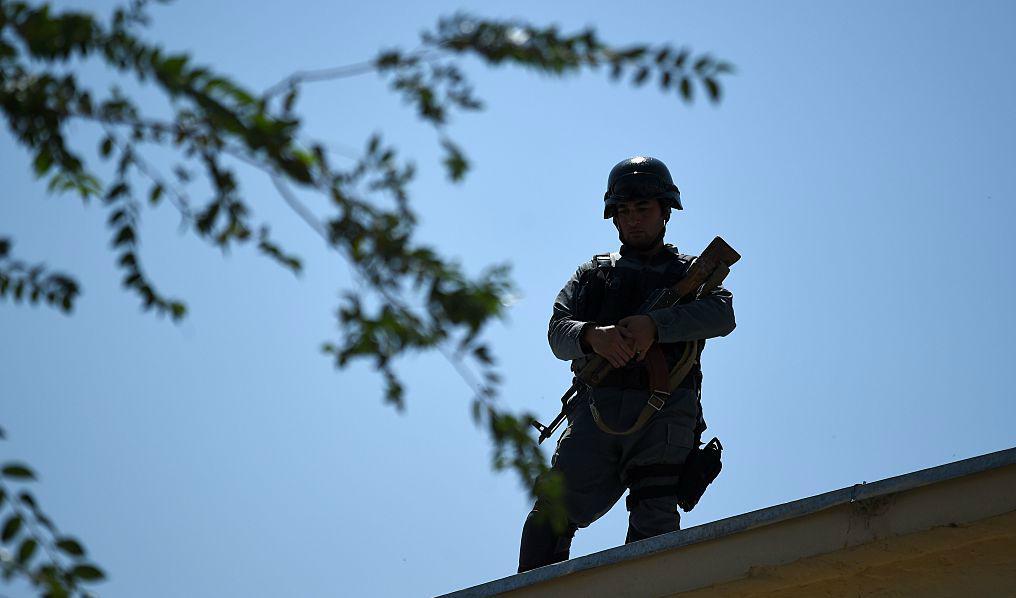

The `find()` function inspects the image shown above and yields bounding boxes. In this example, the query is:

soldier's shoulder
[582,250,620,270]
[566,252,605,278]
[664,244,696,264]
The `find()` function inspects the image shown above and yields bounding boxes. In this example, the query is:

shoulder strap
[591,252,620,268]
[587,340,701,437]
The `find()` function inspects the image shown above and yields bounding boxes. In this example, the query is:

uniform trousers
[518,384,699,572]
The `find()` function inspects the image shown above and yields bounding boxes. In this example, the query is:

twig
[262,46,435,99]
[263,60,379,98]
[100,125,194,229]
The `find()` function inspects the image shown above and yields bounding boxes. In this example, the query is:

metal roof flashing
[441,446,1016,597]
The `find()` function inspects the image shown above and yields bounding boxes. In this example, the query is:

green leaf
[160,55,188,78]
[100,136,114,158]
[440,138,469,182]
[673,49,689,68]
[715,61,735,74]
[122,272,141,287]
[18,491,36,510]
[16,538,37,566]
[33,151,54,177]
[473,344,493,365]
[703,77,720,102]
[112,226,135,247]
[56,537,85,557]
[33,564,65,596]
[71,563,105,581]
[632,66,649,85]
[105,209,126,230]
[76,174,102,200]
[105,182,128,201]
[679,76,692,101]
[1,514,22,543]
[376,49,402,68]
[149,183,164,206]
[2,464,35,480]
[33,564,64,595]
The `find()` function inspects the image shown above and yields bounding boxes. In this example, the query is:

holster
[676,437,723,512]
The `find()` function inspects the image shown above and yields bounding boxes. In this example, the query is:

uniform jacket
[548,243,736,377]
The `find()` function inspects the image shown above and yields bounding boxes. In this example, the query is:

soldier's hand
[618,315,658,362]
[583,325,636,368]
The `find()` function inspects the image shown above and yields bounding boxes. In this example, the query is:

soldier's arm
[647,285,736,343]
[547,266,594,361]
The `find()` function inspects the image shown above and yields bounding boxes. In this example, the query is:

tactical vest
[574,245,703,388]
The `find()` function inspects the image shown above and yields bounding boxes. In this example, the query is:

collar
[619,242,680,265]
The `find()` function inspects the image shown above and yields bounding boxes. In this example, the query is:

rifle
[531,236,741,444]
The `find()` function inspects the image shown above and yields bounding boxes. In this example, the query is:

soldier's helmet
[603,156,682,219]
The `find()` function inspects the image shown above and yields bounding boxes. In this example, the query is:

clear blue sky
[2,1,1014,596]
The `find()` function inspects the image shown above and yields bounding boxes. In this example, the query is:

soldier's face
[615,199,664,249]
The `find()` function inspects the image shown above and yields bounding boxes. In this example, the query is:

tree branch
[267,174,494,404]
[262,47,436,99]
[100,124,194,227]
[264,60,381,98]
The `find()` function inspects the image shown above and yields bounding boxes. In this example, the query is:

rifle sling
[589,340,699,436]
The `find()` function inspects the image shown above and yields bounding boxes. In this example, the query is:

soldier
[518,156,736,572]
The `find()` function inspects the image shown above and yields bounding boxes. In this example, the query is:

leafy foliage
[0,432,104,597]
[0,238,80,313]
[1,0,731,589]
